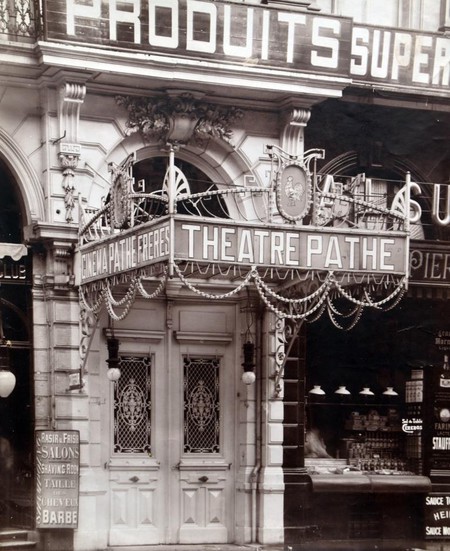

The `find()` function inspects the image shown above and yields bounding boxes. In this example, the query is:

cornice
[23,222,79,245]
[34,40,350,102]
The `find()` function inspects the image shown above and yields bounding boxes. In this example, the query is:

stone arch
[0,128,45,225]
[103,136,262,220]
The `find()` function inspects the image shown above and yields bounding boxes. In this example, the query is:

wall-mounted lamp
[0,340,15,398]
[241,341,256,385]
[106,337,121,382]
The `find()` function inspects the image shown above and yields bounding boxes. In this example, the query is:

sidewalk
[105,540,449,551]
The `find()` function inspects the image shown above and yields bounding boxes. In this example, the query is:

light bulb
[242,371,256,385]
[0,370,16,398]
[107,367,121,382]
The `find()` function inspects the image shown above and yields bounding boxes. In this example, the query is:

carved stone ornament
[116,93,243,145]
[275,161,312,222]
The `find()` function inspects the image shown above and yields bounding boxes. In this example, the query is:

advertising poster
[35,430,80,529]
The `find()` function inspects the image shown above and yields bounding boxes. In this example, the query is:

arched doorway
[0,160,34,530]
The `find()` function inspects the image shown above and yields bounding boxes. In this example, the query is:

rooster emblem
[284,175,305,205]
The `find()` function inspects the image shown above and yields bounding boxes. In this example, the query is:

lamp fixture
[335,385,351,396]
[309,385,325,396]
[241,341,256,385]
[0,342,15,398]
[383,386,398,396]
[0,305,15,398]
[106,336,121,383]
[241,292,256,385]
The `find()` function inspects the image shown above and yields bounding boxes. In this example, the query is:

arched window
[132,157,230,219]
[0,162,23,243]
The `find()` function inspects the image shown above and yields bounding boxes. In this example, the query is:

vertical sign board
[429,357,450,472]
[426,494,450,538]
[35,430,80,528]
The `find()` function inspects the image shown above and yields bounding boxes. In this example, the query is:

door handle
[129,476,139,483]
[198,476,209,483]
[172,462,181,470]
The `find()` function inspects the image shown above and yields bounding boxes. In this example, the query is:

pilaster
[55,81,86,225]
[235,297,258,544]
[257,311,285,545]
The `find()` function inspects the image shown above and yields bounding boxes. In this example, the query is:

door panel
[109,468,160,545]
[179,468,228,543]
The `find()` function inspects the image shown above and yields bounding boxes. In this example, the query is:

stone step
[0,530,36,550]
[0,543,36,550]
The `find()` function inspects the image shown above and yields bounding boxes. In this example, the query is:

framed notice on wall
[35,430,80,528]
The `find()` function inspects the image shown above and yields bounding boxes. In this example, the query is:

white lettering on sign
[62,0,350,71]
[42,510,78,525]
[149,0,179,49]
[427,526,442,536]
[433,437,450,450]
[178,222,403,273]
[0,262,27,280]
[186,0,216,54]
[350,26,450,87]
[81,223,170,282]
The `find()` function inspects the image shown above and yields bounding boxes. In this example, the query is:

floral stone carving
[116,93,243,145]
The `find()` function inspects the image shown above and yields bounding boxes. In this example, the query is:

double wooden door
[107,336,235,545]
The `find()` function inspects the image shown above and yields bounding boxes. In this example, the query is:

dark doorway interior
[0,162,33,529]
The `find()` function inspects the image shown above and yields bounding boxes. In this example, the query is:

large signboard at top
[79,216,407,285]
[43,0,450,92]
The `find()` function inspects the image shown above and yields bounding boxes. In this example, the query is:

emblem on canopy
[276,161,312,222]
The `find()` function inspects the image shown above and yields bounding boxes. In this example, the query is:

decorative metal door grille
[113,355,151,453]
[183,357,220,454]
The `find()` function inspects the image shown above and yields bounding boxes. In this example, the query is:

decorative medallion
[275,161,312,222]
[109,164,132,229]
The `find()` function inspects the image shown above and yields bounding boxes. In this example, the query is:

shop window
[183,356,220,454]
[113,355,151,454]
[304,306,428,476]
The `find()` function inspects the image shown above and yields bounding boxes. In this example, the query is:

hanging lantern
[241,341,256,385]
[0,343,15,398]
[106,337,121,382]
